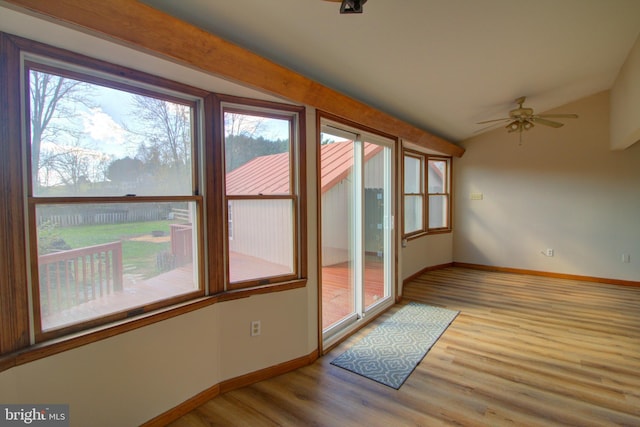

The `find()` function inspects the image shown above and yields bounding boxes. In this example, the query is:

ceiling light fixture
[325,0,368,14]
[340,0,367,14]
[477,96,578,144]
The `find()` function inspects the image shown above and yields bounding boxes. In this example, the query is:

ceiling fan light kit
[478,96,578,143]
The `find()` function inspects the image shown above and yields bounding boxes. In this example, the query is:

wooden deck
[42,251,294,331]
[168,267,640,427]
[42,265,196,331]
[321,255,385,330]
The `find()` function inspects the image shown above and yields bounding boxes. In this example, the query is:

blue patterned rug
[330,302,459,389]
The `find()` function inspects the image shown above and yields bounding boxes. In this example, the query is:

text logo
[0,405,69,427]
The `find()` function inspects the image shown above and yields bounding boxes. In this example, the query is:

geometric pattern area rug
[330,302,459,389]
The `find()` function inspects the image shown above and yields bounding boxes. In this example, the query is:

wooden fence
[37,205,173,227]
[38,241,123,316]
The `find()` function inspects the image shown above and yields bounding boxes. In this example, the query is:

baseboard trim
[402,262,454,286]
[142,349,319,426]
[220,349,319,394]
[452,262,640,287]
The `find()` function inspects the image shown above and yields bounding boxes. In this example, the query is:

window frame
[216,95,307,291]
[402,150,426,237]
[402,148,452,238]
[426,156,452,232]
[0,33,307,363]
[22,50,208,342]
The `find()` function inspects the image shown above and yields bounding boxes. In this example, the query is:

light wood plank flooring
[168,267,640,426]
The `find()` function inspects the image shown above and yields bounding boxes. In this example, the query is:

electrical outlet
[622,254,631,263]
[545,248,554,257]
[250,320,261,337]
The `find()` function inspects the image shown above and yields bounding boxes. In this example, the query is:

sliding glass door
[320,120,394,344]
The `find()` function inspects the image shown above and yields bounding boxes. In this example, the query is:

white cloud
[82,107,127,148]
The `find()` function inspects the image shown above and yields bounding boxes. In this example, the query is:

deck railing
[38,241,123,316]
[170,224,193,267]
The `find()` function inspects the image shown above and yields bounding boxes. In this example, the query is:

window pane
[35,202,199,331]
[428,195,448,229]
[404,195,423,234]
[29,69,194,197]
[228,199,294,283]
[404,155,422,194]
[427,159,447,193]
[224,112,291,195]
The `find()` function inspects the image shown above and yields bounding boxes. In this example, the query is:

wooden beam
[2,0,465,157]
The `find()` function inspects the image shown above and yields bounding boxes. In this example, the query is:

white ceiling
[141,0,640,143]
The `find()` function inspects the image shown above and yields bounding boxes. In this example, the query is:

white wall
[454,91,640,281]
[229,199,294,268]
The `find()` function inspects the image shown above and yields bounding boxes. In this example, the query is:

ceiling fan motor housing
[510,107,534,118]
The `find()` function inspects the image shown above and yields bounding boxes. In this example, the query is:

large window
[402,149,452,236]
[403,152,425,235]
[24,60,204,340]
[427,157,451,230]
[219,98,305,289]
[0,33,306,356]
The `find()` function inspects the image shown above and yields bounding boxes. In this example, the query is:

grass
[50,220,174,278]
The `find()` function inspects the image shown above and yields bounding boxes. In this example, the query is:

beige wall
[401,233,453,281]
[454,91,640,281]
[0,291,313,427]
[0,307,222,426]
[611,33,640,150]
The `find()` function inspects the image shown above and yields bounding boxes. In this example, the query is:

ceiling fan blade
[531,117,564,128]
[476,117,510,124]
[537,113,578,119]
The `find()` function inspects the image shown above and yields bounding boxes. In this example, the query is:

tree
[39,138,110,194]
[224,112,266,140]
[129,96,191,172]
[29,70,93,189]
[224,134,288,171]
[107,156,145,184]
[223,112,288,172]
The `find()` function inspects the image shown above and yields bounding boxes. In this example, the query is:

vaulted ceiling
[139,0,640,143]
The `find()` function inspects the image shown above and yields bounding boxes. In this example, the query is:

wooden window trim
[22,43,208,342]
[0,278,307,374]
[402,150,427,238]
[0,33,309,360]
[427,156,453,233]
[0,33,30,355]
[216,95,307,292]
[402,149,453,239]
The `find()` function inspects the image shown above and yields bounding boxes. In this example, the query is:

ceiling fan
[323,0,368,14]
[477,96,578,135]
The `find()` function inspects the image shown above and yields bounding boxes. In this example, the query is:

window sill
[0,278,307,374]
[403,229,452,241]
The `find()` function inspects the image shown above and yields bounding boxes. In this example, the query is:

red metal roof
[224,142,447,196]
[226,152,290,195]
[225,141,384,195]
[320,141,382,193]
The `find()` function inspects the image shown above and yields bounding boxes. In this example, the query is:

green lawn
[50,220,173,278]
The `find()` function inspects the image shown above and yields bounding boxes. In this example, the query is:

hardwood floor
[168,267,640,426]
